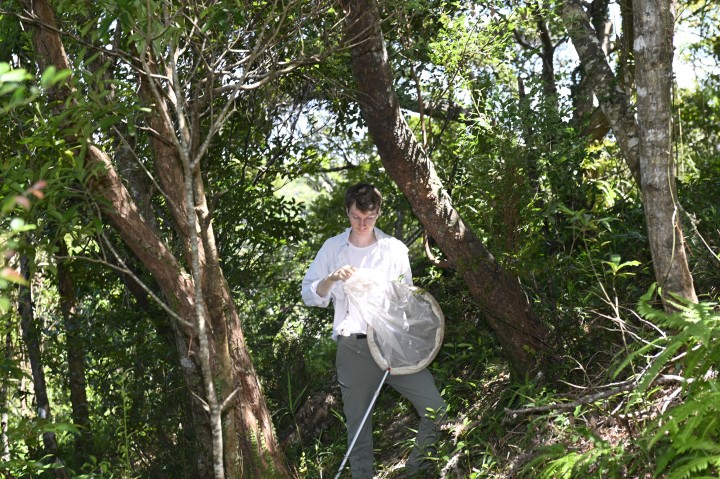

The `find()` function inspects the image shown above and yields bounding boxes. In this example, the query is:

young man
[302,183,445,478]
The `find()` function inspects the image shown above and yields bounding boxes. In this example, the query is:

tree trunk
[1,331,11,463]
[56,241,91,456]
[561,0,697,306]
[560,0,642,185]
[23,0,289,476]
[338,0,552,374]
[571,0,612,139]
[633,0,697,305]
[18,253,69,479]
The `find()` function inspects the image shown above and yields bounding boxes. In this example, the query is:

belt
[351,333,367,339]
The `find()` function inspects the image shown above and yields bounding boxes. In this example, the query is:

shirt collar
[341,227,389,246]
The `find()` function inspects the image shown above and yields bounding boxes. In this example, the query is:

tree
[14,0,335,475]
[338,0,552,374]
[560,0,642,185]
[633,0,697,306]
[56,241,90,455]
[18,252,68,478]
[560,0,697,307]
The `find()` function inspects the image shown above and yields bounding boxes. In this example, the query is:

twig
[439,449,464,479]
[423,231,451,268]
[56,244,194,332]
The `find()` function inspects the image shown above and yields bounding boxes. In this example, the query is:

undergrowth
[289,286,720,479]
[514,286,720,479]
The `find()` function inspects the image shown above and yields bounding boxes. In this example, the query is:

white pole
[333,368,391,479]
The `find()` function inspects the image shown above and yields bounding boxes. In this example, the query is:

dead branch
[504,374,692,417]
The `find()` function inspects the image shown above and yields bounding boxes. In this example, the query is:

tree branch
[504,374,691,417]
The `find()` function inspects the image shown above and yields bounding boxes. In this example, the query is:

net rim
[366,286,445,375]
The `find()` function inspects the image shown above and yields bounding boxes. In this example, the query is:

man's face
[347,204,379,234]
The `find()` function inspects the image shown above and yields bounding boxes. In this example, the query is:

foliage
[638,292,720,479]
[1,0,719,477]
[514,289,720,479]
[0,63,80,477]
[674,79,720,297]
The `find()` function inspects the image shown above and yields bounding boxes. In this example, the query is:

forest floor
[286,318,675,478]
[364,370,655,479]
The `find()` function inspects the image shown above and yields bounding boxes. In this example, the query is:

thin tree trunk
[18,253,68,479]
[532,3,559,101]
[56,241,91,455]
[1,331,11,463]
[339,0,553,374]
[571,0,612,139]
[560,0,642,185]
[633,0,697,305]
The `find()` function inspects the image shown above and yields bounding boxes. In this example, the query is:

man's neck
[349,230,377,248]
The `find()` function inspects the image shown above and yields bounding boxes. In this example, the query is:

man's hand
[328,265,357,282]
[317,265,357,297]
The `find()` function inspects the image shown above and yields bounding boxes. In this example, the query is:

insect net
[344,269,444,375]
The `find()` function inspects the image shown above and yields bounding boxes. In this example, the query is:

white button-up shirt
[301,227,412,340]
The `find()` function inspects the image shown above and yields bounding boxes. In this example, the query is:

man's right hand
[317,265,357,297]
[328,265,357,282]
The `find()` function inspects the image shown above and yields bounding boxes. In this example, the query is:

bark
[571,0,612,138]
[618,0,635,91]
[1,332,11,463]
[562,0,697,305]
[23,0,289,476]
[18,254,69,479]
[338,0,552,374]
[633,0,697,305]
[533,5,558,101]
[560,0,642,185]
[56,241,91,455]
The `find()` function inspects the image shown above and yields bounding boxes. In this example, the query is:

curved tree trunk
[633,0,697,305]
[560,0,642,185]
[23,0,289,476]
[338,0,552,374]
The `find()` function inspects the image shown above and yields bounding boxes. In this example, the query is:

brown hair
[345,183,382,213]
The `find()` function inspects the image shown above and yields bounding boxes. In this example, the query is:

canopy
[344,269,444,375]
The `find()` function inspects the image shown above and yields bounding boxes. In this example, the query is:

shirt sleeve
[302,240,333,308]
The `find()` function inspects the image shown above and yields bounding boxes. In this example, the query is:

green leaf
[98,115,121,130]
[40,66,58,88]
[0,297,10,313]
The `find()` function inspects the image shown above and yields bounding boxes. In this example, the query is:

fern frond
[649,392,720,448]
[665,455,720,479]
[542,451,582,479]
[612,337,665,379]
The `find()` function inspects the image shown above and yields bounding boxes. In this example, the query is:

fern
[616,285,720,394]
[518,444,567,477]
[541,451,583,479]
[525,286,720,479]
[637,291,720,479]
[661,456,720,479]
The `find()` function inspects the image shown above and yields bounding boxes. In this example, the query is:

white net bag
[344,269,444,375]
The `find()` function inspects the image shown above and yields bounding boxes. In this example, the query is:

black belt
[352,333,367,339]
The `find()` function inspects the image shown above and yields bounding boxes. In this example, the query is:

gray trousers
[336,335,446,479]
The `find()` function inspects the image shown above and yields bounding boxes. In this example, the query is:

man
[302,183,446,478]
